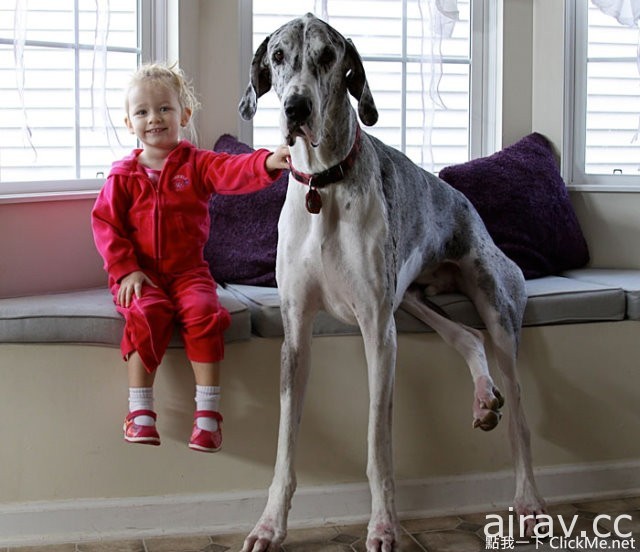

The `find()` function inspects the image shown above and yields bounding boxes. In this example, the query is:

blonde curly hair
[126,62,201,144]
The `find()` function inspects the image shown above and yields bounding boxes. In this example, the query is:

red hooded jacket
[92,140,279,284]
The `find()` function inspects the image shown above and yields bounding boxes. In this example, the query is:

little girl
[92,63,289,452]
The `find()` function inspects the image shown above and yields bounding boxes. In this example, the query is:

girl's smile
[124,80,192,160]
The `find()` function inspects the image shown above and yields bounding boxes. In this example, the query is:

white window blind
[586,4,640,176]
[568,1,640,188]
[251,0,474,173]
[0,0,140,184]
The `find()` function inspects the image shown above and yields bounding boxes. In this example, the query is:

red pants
[112,267,231,373]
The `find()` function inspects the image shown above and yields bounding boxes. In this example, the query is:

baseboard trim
[2,459,639,546]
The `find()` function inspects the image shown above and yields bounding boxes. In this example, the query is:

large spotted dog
[238,13,545,552]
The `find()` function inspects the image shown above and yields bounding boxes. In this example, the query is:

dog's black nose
[284,93,312,123]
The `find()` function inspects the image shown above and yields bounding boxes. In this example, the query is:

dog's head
[238,13,378,147]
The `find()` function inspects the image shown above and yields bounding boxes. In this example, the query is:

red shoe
[123,410,160,446]
[188,410,223,453]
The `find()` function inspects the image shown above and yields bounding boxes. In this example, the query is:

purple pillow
[204,134,288,286]
[439,133,589,279]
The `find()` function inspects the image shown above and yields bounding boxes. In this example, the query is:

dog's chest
[277,179,394,321]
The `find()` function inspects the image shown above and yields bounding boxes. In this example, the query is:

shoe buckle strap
[126,409,157,422]
[194,410,223,422]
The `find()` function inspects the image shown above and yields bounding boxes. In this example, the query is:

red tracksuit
[92,140,279,372]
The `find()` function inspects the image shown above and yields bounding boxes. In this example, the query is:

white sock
[195,385,221,432]
[129,387,155,426]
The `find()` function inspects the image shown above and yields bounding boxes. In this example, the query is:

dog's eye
[318,47,335,67]
[272,50,284,64]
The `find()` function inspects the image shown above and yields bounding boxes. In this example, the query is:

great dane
[239,13,545,551]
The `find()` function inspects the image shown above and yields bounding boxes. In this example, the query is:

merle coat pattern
[238,14,545,552]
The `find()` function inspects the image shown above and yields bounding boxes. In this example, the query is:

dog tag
[305,187,322,214]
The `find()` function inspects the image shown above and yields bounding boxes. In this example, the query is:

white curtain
[90,0,122,148]
[435,0,460,37]
[11,0,119,159]
[591,0,640,26]
[418,0,459,167]
[13,0,34,155]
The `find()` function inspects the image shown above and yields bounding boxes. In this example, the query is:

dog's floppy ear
[344,38,378,127]
[239,35,272,121]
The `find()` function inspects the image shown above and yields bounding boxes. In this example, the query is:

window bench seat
[1,269,639,345]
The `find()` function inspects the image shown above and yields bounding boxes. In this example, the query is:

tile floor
[4,496,639,552]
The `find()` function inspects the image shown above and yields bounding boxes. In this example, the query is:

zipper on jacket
[149,175,161,274]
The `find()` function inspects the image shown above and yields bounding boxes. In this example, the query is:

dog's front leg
[242,302,314,552]
[361,315,399,552]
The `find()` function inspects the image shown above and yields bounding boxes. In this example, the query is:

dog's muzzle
[284,93,312,124]
[283,93,318,146]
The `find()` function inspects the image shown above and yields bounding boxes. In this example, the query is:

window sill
[0,179,103,204]
[0,190,100,204]
[567,182,640,193]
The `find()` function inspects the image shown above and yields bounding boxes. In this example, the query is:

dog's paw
[366,521,398,552]
[241,521,285,552]
[515,500,547,538]
[515,487,547,538]
[472,377,504,431]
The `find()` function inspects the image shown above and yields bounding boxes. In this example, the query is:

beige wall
[3,323,640,504]
[167,0,246,151]
[571,192,640,269]
[195,1,246,150]
[531,0,565,149]
[502,0,533,148]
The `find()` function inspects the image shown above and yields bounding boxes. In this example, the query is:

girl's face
[125,80,191,153]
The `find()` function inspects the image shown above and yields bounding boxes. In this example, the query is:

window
[246,0,492,173]
[567,2,640,189]
[0,0,163,191]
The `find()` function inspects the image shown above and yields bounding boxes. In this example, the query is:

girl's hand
[265,145,291,173]
[117,270,157,308]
